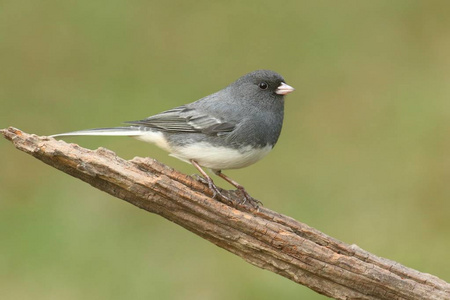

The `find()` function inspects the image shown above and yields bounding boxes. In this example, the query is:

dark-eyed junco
[52,70,294,205]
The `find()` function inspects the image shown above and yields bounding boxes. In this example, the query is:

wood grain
[2,127,449,300]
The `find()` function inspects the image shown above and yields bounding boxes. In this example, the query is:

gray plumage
[52,70,294,204]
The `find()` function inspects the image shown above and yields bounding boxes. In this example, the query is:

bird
[51,70,294,206]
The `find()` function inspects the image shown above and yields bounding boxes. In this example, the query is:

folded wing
[125,106,236,136]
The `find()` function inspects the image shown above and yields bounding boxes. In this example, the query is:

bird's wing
[125,106,236,135]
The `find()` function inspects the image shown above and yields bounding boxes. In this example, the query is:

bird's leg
[212,170,263,207]
[190,160,230,202]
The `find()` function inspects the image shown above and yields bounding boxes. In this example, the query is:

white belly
[134,132,273,170]
[170,142,273,170]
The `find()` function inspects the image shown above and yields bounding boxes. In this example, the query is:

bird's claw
[195,175,232,203]
[193,174,209,185]
[195,175,262,209]
[237,188,263,209]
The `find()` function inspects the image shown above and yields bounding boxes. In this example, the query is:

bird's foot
[195,174,234,205]
[196,175,262,209]
[236,187,263,209]
[212,170,263,209]
[193,174,208,185]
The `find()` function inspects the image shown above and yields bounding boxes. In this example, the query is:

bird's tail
[51,126,144,138]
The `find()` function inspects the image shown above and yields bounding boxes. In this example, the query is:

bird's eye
[258,82,268,90]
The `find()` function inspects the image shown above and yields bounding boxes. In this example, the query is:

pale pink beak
[275,82,295,95]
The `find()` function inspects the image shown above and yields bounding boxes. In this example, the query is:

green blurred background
[1,1,449,299]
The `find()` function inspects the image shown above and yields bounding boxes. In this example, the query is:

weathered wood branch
[2,127,449,300]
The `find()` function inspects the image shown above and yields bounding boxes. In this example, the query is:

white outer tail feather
[50,127,144,138]
[50,127,172,153]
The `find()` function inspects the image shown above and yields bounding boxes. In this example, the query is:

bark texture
[2,127,449,300]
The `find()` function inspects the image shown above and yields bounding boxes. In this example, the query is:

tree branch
[2,127,449,300]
